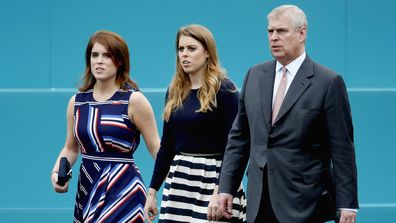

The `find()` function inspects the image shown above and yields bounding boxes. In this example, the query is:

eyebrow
[179,44,198,46]
[91,51,110,53]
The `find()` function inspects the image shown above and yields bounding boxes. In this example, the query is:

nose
[268,32,277,40]
[97,55,104,63]
[179,49,188,57]
[269,31,279,41]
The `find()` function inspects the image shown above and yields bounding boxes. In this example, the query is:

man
[217,5,358,223]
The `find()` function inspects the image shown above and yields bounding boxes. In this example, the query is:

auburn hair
[79,30,138,91]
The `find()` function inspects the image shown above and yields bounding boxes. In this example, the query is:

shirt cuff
[338,208,358,213]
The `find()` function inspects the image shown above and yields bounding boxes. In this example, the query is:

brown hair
[79,30,138,91]
[163,24,227,121]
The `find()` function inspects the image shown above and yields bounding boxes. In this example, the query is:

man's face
[267,14,306,65]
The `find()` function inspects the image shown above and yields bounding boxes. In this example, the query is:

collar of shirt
[275,52,306,78]
[272,52,306,105]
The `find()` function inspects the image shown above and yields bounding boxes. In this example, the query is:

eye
[103,53,112,58]
[178,47,184,52]
[91,52,99,58]
[187,46,196,52]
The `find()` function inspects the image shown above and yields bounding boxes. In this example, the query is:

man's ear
[299,26,307,43]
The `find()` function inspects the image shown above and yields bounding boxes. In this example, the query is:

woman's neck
[189,71,204,89]
[93,81,119,101]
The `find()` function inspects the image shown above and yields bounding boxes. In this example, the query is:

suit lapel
[259,61,276,127]
[273,57,314,124]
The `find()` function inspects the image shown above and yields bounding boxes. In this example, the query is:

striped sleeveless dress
[73,87,146,223]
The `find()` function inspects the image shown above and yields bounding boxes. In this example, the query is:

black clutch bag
[57,157,72,186]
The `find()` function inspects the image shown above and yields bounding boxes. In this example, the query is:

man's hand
[207,193,220,221]
[339,209,356,223]
[217,193,233,219]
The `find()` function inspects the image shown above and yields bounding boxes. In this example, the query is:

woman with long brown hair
[50,30,160,222]
[144,24,246,223]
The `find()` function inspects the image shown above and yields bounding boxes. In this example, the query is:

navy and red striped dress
[73,86,146,223]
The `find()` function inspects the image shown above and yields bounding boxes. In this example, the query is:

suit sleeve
[324,75,359,209]
[218,70,252,195]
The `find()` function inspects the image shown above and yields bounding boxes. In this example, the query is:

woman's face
[90,42,118,82]
[177,35,208,76]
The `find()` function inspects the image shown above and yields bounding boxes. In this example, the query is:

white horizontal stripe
[159,213,208,223]
[82,154,134,163]
[162,183,245,204]
[169,165,217,178]
[162,188,211,202]
[103,138,131,148]
[167,176,217,189]
[101,117,124,122]
[161,189,245,220]
[174,154,222,165]
[75,100,129,106]
[161,200,208,214]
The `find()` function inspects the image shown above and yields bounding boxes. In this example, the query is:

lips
[182,60,190,64]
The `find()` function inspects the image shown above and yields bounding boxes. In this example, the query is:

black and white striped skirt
[159,154,246,223]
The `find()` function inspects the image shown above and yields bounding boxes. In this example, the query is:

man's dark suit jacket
[219,56,359,223]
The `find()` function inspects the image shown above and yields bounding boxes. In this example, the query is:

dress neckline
[91,89,119,102]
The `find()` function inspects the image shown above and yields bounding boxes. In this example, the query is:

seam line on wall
[0,88,168,93]
[1,88,396,93]
[1,203,396,210]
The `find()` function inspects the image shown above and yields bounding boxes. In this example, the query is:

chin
[182,69,193,74]
[272,54,285,61]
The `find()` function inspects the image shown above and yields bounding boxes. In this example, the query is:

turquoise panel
[346,0,396,87]
[1,0,395,222]
[0,0,51,88]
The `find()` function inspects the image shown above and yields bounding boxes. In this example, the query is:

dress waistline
[179,152,222,158]
[81,153,134,163]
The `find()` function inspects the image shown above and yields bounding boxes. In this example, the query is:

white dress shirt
[272,52,306,106]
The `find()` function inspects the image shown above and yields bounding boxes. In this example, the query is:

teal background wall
[1,0,395,222]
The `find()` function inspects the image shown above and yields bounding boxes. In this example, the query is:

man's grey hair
[267,5,308,30]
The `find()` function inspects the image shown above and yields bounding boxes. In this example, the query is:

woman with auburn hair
[144,24,246,223]
[50,30,160,222]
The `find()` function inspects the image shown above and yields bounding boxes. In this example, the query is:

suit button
[272,124,277,128]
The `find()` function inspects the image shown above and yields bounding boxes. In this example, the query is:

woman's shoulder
[120,83,139,93]
[219,78,237,93]
[74,89,93,102]
[128,90,148,107]
[115,84,139,101]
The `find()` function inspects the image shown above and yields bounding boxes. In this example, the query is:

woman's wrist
[147,188,157,197]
